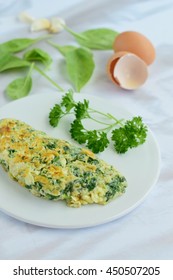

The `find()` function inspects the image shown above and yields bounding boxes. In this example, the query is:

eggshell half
[113,31,155,65]
[107,52,148,90]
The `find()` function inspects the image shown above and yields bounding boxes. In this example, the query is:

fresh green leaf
[125,116,148,146]
[0,38,64,94]
[48,92,148,155]
[111,127,130,153]
[77,28,118,50]
[49,90,76,127]
[86,130,109,153]
[5,63,34,99]
[70,119,88,144]
[49,104,63,127]
[65,26,119,50]
[74,100,90,119]
[6,76,32,99]
[111,116,148,153]
[0,52,30,72]
[0,36,49,53]
[48,41,77,57]
[55,45,77,57]
[60,89,76,112]
[48,42,94,91]
[65,47,95,92]
[24,48,52,67]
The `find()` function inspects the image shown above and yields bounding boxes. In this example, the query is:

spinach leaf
[5,63,33,99]
[65,47,95,92]
[48,41,95,91]
[0,52,30,72]
[65,27,119,50]
[0,36,49,53]
[6,76,32,100]
[24,48,52,67]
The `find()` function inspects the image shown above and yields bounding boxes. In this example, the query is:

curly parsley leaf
[74,99,90,119]
[86,131,109,153]
[49,104,63,127]
[49,91,148,154]
[111,116,148,153]
[70,119,88,144]
[60,89,76,112]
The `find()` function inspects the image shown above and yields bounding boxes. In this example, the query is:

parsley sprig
[49,90,148,154]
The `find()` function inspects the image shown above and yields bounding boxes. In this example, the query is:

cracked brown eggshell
[113,31,155,65]
[107,52,148,90]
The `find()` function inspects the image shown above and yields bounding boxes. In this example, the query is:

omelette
[0,118,127,207]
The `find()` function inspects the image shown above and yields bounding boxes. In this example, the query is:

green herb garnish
[49,90,148,154]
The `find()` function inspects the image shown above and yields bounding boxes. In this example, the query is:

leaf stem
[34,65,64,92]
[88,115,113,126]
[22,62,34,89]
[88,117,123,133]
[63,24,86,40]
[36,34,52,43]
[89,108,124,126]
[27,62,34,79]
[47,40,61,51]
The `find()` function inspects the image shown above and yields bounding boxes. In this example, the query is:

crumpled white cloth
[0,0,173,260]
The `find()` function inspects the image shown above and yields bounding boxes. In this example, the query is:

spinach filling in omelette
[0,118,127,207]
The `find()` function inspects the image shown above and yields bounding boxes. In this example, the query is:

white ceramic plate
[0,92,161,228]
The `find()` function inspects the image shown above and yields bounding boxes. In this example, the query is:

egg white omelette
[0,118,127,207]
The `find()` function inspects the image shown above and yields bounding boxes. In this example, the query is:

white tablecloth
[0,0,173,260]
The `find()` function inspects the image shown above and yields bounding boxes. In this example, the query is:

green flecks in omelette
[0,118,127,207]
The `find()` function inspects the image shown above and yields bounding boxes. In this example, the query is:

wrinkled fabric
[0,0,173,260]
